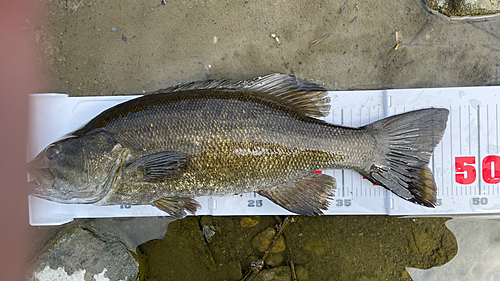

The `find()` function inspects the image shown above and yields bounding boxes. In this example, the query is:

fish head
[28,132,126,204]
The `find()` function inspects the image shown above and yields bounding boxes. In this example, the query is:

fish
[28,73,449,218]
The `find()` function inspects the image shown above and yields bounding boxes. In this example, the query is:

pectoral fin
[152,197,201,218]
[259,173,336,215]
[126,151,187,182]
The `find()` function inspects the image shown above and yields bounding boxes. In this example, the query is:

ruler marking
[441,114,446,196]
[342,170,345,197]
[451,105,454,197]
[350,169,353,197]
[350,109,353,196]
[356,174,359,197]
[487,105,490,154]
[357,107,362,197]
[359,106,362,125]
[459,106,462,154]
[467,105,472,155]
[341,109,344,197]
[477,105,481,195]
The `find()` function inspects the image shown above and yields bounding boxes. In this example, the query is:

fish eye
[45,144,60,160]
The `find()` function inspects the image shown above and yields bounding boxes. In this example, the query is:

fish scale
[111,98,367,198]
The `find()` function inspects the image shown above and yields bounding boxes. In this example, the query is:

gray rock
[254,266,291,281]
[423,0,500,17]
[88,217,175,252]
[27,222,141,281]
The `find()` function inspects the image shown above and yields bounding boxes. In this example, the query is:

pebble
[296,265,308,280]
[254,265,308,281]
[303,239,325,256]
[251,227,286,253]
[254,266,291,281]
[240,217,259,228]
[110,27,118,32]
[265,252,285,267]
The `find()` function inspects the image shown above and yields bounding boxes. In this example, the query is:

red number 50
[455,155,500,184]
[455,156,476,184]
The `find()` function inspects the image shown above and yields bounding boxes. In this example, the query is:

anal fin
[259,173,336,216]
[152,197,201,219]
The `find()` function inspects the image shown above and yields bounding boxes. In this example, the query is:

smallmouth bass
[28,74,449,218]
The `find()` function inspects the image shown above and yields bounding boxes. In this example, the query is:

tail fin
[360,108,449,207]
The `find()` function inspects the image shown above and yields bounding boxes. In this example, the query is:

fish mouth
[27,177,46,199]
[27,165,55,196]
[27,180,51,200]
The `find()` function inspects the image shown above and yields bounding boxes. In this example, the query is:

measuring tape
[27,87,500,225]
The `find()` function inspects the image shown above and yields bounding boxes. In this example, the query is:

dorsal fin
[153,73,331,118]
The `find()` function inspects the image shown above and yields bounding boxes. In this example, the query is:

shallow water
[28,0,500,279]
[34,0,500,94]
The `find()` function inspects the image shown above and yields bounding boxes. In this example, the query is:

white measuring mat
[27,87,500,225]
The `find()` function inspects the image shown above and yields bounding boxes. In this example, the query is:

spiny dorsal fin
[155,78,233,93]
[154,73,331,118]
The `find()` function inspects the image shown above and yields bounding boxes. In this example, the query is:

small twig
[400,43,447,48]
[290,258,298,281]
[72,0,83,15]
[310,32,334,47]
[409,19,429,45]
[482,44,500,52]
[466,20,500,42]
[385,31,403,56]
[241,216,295,281]
[151,0,166,11]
